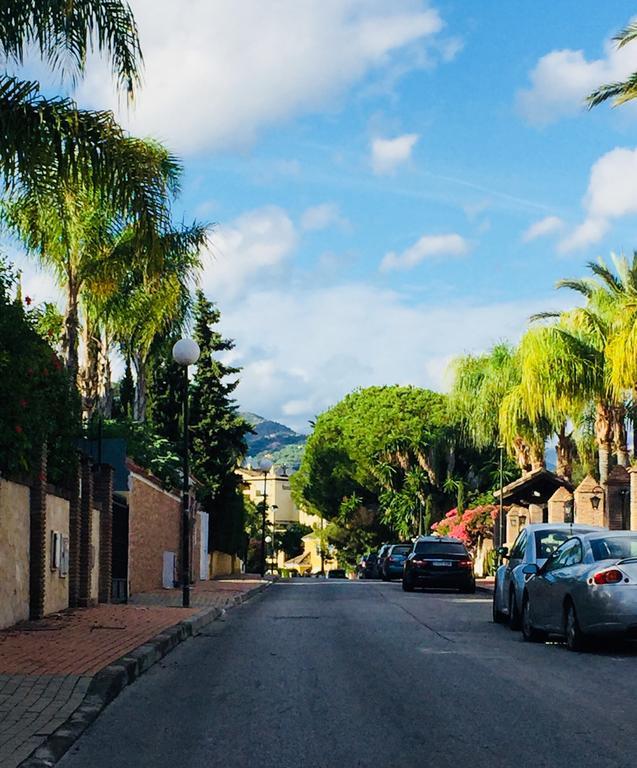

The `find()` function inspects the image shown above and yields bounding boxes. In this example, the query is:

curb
[20,581,272,768]
[475,583,495,595]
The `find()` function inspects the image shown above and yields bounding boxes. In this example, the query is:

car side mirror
[522,563,539,576]
[497,546,509,558]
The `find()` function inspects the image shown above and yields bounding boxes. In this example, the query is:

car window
[390,545,411,555]
[590,535,637,561]
[509,530,527,560]
[545,538,582,572]
[414,542,467,556]
[534,530,571,560]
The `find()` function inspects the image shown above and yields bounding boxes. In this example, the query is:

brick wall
[128,471,181,594]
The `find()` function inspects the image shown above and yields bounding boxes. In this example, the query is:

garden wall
[0,479,30,628]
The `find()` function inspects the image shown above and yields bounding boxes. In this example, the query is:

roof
[284,551,312,567]
[548,486,574,502]
[493,468,573,506]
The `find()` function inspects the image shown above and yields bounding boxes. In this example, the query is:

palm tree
[2,141,182,388]
[587,21,637,108]
[449,344,542,474]
[0,2,179,235]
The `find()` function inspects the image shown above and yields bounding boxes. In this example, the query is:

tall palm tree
[449,344,542,474]
[2,141,182,388]
[587,21,637,108]
[0,2,178,235]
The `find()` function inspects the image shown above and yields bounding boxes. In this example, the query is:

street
[60,580,637,768]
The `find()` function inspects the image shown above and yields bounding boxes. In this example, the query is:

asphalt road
[59,580,637,768]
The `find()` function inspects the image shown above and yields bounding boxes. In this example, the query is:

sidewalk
[476,577,495,594]
[0,577,269,768]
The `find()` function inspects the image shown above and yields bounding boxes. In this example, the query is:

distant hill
[241,412,307,470]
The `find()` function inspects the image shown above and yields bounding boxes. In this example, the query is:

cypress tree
[190,291,252,554]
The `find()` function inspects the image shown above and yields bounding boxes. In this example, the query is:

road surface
[59,580,637,768]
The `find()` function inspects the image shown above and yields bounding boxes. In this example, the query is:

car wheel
[402,576,415,592]
[492,579,506,623]
[564,600,587,652]
[509,589,521,630]
[521,595,543,643]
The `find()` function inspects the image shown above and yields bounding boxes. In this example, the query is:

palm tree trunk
[100,332,113,418]
[556,424,576,481]
[512,436,532,475]
[81,316,100,420]
[132,352,147,421]
[596,401,613,483]
[632,389,637,460]
[613,404,629,467]
[62,277,80,388]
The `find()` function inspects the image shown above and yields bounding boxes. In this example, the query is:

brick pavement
[0,578,267,767]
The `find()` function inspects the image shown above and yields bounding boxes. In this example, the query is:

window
[509,530,528,561]
[534,530,571,560]
[590,535,637,561]
[545,538,582,572]
[414,542,468,556]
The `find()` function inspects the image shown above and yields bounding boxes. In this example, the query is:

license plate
[432,560,453,567]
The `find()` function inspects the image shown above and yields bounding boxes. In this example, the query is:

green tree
[189,291,253,555]
[588,22,637,108]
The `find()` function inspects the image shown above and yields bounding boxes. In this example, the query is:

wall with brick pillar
[78,457,95,607]
[0,478,30,629]
[68,460,81,608]
[574,474,605,527]
[606,466,630,530]
[93,464,113,603]
[29,448,47,620]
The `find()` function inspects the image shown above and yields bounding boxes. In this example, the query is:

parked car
[357,552,379,579]
[381,543,413,581]
[521,530,637,650]
[376,544,392,579]
[493,523,602,629]
[327,569,347,579]
[402,536,475,593]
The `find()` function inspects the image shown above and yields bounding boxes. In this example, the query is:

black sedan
[402,536,475,593]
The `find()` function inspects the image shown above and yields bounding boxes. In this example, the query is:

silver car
[492,523,602,629]
[521,530,637,651]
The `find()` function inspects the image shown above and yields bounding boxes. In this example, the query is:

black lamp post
[258,459,273,577]
[172,337,200,608]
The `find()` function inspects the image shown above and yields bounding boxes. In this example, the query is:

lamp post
[172,337,200,608]
[258,458,273,577]
[271,504,278,572]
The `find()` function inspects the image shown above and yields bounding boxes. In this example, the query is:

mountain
[241,412,307,470]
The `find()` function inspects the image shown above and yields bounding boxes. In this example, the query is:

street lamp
[271,504,278,572]
[172,337,200,608]
[258,458,273,577]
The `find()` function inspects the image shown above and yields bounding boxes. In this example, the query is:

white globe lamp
[172,338,200,366]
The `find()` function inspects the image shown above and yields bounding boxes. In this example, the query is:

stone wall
[44,492,70,616]
[128,471,181,594]
[90,507,101,602]
[0,479,30,629]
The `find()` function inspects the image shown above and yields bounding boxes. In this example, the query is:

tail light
[412,559,427,567]
[593,568,624,585]
[458,560,473,569]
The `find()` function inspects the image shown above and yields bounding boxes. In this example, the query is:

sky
[10,0,637,432]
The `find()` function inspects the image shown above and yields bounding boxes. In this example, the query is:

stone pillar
[574,474,605,527]
[29,446,47,620]
[93,464,114,604]
[630,468,637,531]
[78,457,94,607]
[68,458,81,608]
[506,504,527,545]
[547,488,573,524]
[528,503,545,524]
[606,466,631,530]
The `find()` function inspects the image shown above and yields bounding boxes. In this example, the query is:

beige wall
[211,550,234,577]
[0,479,30,629]
[44,493,70,616]
[90,508,101,602]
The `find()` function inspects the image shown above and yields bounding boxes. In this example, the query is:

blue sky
[12,0,637,431]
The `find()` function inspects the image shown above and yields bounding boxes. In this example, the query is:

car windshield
[534,531,571,560]
[590,536,637,561]
[414,542,467,556]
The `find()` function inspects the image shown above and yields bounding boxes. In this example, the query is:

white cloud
[203,206,297,298]
[301,203,347,232]
[371,133,419,174]
[522,215,564,242]
[76,1,445,154]
[219,283,563,432]
[559,147,637,252]
[517,40,637,125]
[380,233,469,271]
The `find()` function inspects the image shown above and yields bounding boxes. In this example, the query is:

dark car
[402,536,475,593]
[381,543,413,581]
[327,569,347,579]
[357,552,379,579]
